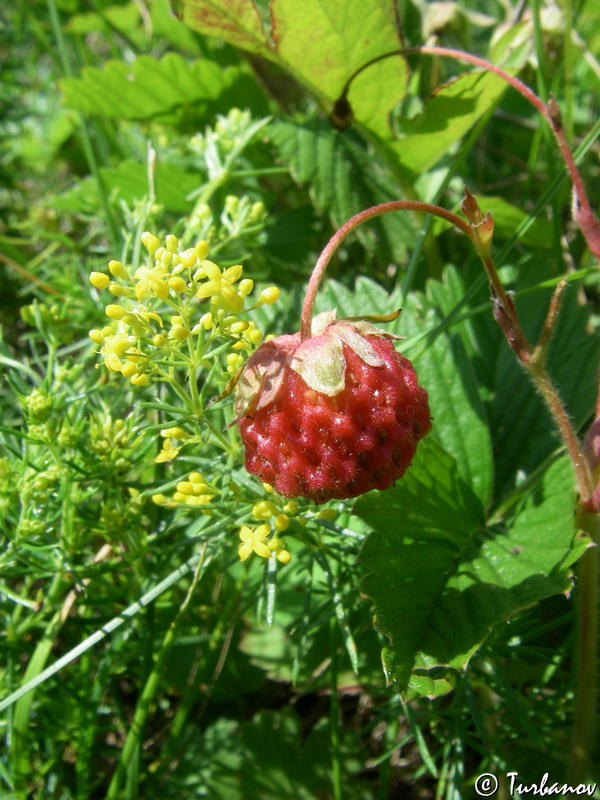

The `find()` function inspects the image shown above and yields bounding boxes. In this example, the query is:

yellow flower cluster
[238,493,303,564]
[154,427,189,464]
[151,470,217,508]
[88,233,279,387]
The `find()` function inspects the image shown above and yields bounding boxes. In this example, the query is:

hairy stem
[300,201,473,339]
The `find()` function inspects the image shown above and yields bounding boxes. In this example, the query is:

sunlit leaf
[390,70,508,174]
[357,442,587,698]
[60,53,248,120]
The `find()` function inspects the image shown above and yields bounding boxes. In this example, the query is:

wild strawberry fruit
[235,310,431,503]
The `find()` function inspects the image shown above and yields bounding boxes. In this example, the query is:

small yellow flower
[155,438,180,463]
[196,261,245,312]
[238,524,271,561]
[100,331,132,371]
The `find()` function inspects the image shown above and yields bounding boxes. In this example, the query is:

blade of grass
[0,539,221,714]
[402,702,438,779]
[105,543,210,800]
[315,553,359,674]
[46,0,119,250]
[329,615,342,800]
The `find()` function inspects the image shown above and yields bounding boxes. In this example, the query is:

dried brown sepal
[232,309,405,422]
[329,94,354,131]
[461,187,483,225]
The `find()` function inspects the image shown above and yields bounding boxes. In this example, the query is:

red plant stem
[339,46,600,261]
[300,201,473,340]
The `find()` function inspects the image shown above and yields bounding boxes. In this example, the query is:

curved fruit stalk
[332,45,600,263]
[233,200,477,502]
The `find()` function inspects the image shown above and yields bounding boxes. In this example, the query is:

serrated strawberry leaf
[355,440,588,699]
[60,53,259,120]
[269,119,417,263]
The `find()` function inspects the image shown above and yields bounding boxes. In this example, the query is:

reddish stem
[300,201,474,340]
[339,45,600,261]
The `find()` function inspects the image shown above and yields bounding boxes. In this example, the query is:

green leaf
[389,70,508,174]
[182,0,408,138]
[60,53,245,120]
[49,160,201,214]
[357,441,587,698]
[182,0,273,58]
[416,267,495,506]
[151,0,204,56]
[270,0,407,138]
[65,3,141,35]
[270,120,417,262]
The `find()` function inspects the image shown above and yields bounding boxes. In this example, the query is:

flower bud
[141,232,161,255]
[109,282,131,297]
[315,508,337,520]
[121,361,138,378]
[131,373,150,386]
[260,287,280,305]
[108,260,129,280]
[168,276,188,293]
[105,304,126,320]
[160,427,188,439]
[165,234,179,253]
[274,514,290,532]
[90,272,110,289]
[195,240,209,260]
[170,325,190,342]
[89,329,105,344]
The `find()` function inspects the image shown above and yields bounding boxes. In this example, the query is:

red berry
[235,311,431,503]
